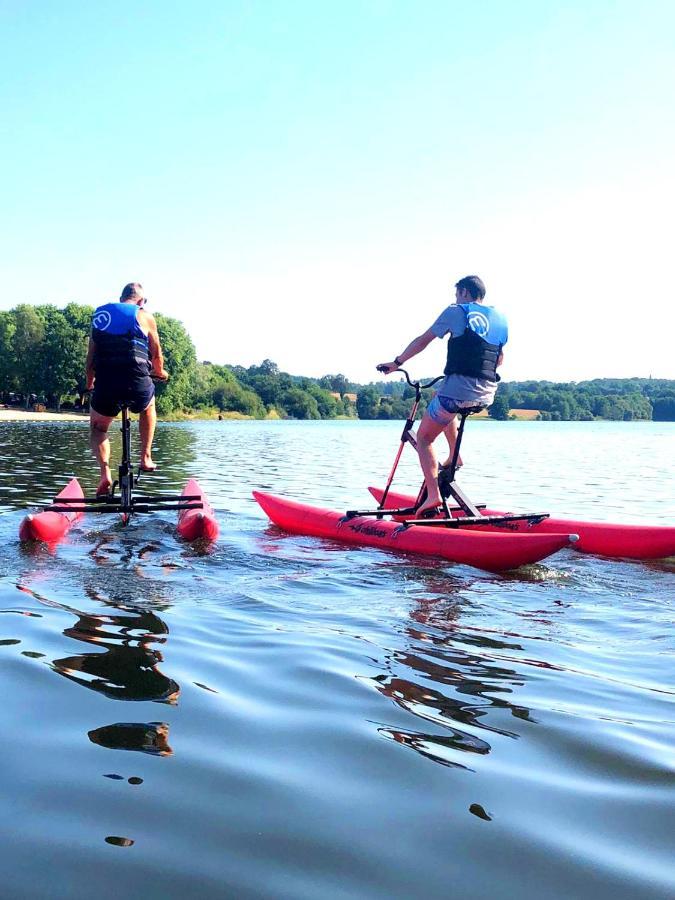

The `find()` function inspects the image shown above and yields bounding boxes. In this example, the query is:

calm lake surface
[0,419,673,899]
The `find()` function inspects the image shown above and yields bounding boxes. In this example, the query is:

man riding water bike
[378,275,508,516]
[86,283,169,496]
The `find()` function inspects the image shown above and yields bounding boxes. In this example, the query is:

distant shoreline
[0,408,266,423]
[0,409,88,422]
[0,408,665,424]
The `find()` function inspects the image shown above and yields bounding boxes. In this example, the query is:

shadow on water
[17,550,180,758]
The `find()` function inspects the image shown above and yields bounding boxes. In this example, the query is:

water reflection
[371,583,543,770]
[16,580,179,702]
[105,836,134,848]
[2,420,674,898]
[53,606,179,704]
[0,420,200,509]
[89,722,173,756]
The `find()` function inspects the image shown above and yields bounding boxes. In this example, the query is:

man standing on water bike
[86,283,169,496]
[378,275,508,516]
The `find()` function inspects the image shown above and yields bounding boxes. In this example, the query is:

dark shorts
[91,377,155,418]
[426,394,487,426]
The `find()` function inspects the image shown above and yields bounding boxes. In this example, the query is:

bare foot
[416,496,443,518]
[139,456,157,473]
[441,456,463,469]
[97,469,112,496]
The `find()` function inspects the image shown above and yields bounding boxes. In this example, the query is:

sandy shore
[0,409,88,422]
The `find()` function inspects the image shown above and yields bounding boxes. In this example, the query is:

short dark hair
[120,282,143,302]
[455,275,486,301]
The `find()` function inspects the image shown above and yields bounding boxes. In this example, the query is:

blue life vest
[91,302,150,378]
[444,303,508,381]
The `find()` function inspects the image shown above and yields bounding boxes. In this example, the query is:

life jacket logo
[467,310,490,337]
[93,310,112,331]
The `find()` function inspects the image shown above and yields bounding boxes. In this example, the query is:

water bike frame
[48,406,204,525]
[345,368,549,531]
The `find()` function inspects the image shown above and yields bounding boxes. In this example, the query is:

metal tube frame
[344,367,550,531]
[42,405,203,525]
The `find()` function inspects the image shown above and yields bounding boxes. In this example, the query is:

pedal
[438,467,454,498]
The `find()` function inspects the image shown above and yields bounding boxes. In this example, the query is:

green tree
[154,314,198,415]
[62,302,95,401]
[304,382,341,418]
[377,399,394,419]
[39,306,88,410]
[210,365,266,416]
[489,392,510,420]
[280,387,320,419]
[356,386,380,419]
[257,359,279,377]
[239,362,292,409]
[652,396,675,421]
[12,305,46,406]
[0,311,17,394]
[318,373,352,395]
[214,382,265,417]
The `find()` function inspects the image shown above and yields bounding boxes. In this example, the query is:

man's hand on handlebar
[376,361,400,375]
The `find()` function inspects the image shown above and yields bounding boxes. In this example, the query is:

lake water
[0,419,673,899]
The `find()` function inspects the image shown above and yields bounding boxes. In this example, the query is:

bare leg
[139,397,157,471]
[90,410,115,494]
[441,415,463,468]
[415,412,446,516]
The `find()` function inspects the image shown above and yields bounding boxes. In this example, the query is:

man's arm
[85,337,96,390]
[139,311,169,380]
[377,328,437,375]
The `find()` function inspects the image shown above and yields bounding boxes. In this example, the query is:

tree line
[0,304,356,419]
[356,376,675,421]
[494,378,675,422]
[1,303,673,421]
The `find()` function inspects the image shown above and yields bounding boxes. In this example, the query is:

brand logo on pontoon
[93,310,112,331]
[467,311,489,337]
[349,522,387,539]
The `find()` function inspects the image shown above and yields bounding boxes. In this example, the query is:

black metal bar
[55,493,203,504]
[122,494,202,503]
[131,499,204,513]
[344,505,417,520]
[36,394,211,526]
[53,495,118,504]
[344,502,487,520]
[398,512,550,529]
[445,409,470,483]
[49,502,203,514]
[119,408,132,523]
[373,368,444,511]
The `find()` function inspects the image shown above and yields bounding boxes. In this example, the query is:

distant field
[473,408,540,420]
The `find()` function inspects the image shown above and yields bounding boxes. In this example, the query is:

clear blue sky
[1,1,674,383]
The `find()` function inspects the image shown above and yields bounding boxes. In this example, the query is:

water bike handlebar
[376,366,444,393]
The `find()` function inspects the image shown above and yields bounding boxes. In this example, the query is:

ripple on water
[0,420,674,898]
